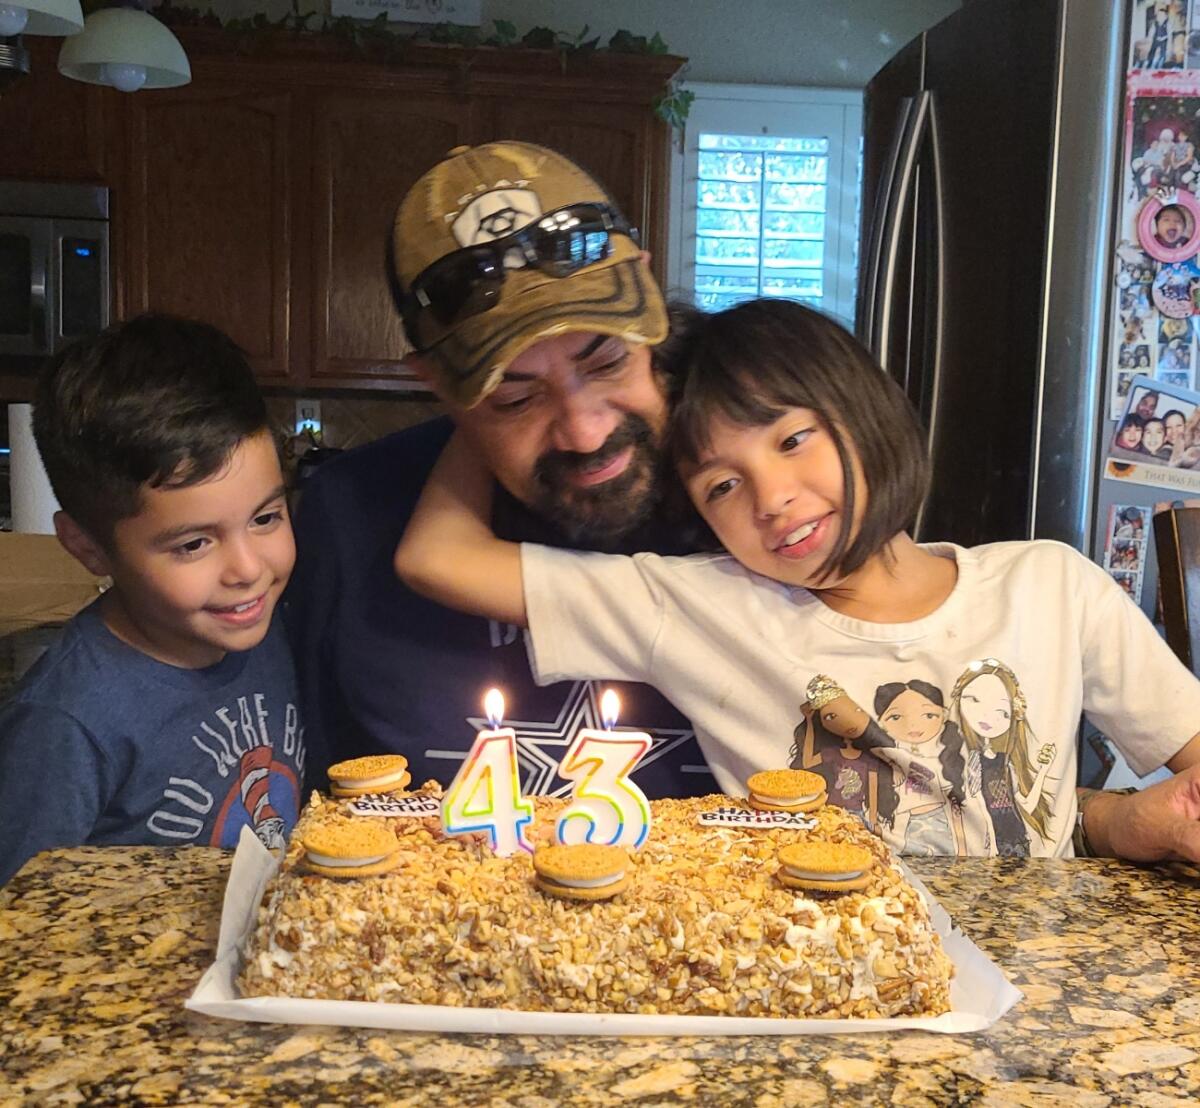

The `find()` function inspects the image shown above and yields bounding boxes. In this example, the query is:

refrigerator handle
[30,226,49,354]
[861,96,915,357]
[872,90,931,375]
[912,92,945,544]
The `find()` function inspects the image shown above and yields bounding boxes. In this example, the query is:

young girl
[395,298,1200,858]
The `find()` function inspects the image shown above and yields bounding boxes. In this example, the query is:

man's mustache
[534,416,654,489]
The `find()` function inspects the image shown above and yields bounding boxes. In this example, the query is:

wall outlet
[295,398,322,442]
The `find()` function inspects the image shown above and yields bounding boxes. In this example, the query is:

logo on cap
[451,187,543,247]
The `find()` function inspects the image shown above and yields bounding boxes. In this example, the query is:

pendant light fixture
[58,4,189,92]
[0,0,82,86]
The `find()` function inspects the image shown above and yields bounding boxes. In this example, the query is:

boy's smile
[95,430,294,669]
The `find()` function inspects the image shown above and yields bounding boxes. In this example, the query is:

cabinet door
[0,41,109,182]
[120,84,297,383]
[488,101,670,280]
[308,92,473,387]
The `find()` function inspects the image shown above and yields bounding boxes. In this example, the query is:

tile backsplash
[266,394,443,471]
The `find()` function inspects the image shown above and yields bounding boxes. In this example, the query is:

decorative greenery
[137,2,690,127]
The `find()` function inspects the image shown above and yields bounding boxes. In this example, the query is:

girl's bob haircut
[663,298,930,582]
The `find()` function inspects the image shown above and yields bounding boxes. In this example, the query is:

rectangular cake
[238,786,954,1019]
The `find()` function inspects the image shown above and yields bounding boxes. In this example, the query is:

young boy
[0,315,304,886]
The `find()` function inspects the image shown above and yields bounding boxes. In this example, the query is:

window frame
[667,82,864,325]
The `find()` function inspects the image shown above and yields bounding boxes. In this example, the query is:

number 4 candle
[556,689,652,850]
[441,688,534,856]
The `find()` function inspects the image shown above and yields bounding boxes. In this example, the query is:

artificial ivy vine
[133,1,692,129]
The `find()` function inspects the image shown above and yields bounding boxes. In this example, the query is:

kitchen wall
[188,1,962,97]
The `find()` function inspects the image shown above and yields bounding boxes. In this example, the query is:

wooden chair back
[1154,506,1200,675]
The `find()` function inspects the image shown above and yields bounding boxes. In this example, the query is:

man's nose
[548,384,620,456]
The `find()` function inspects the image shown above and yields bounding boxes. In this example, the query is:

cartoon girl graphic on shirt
[874,680,968,857]
[790,674,898,834]
[950,658,1056,856]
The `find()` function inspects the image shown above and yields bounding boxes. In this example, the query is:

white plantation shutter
[669,85,862,325]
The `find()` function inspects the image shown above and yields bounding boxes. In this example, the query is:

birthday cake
[238,784,954,1019]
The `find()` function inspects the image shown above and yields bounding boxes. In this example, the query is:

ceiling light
[58,7,189,91]
[0,0,82,37]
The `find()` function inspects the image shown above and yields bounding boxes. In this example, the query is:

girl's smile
[682,409,856,591]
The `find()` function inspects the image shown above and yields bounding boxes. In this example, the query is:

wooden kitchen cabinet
[117,76,299,382]
[8,29,683,391]
[0,38,111,183]
[307,89,475,387]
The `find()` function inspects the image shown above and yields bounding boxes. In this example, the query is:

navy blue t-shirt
[287,417,716,800]
[0,602,305,885]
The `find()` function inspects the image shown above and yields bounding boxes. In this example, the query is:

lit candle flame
[484,687,505,729]
[600,689,620,730]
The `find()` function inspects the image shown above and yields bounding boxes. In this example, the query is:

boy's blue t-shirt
[0,600,305,885]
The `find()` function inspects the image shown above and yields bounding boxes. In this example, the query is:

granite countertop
[1,848,1198,1106]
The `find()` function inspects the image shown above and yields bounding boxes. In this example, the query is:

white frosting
[782,865,864,882]
[550,869,625,889]
[751,791,819,806]
[336,769,407,789]
[306,850,391,867]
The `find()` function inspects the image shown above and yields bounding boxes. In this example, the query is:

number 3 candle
[556,689,652,850]
[441,688,534,856]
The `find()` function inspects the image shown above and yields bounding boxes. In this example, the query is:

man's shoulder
[306,417,452,504]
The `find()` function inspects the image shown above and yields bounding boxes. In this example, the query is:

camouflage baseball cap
[393,141,668,407]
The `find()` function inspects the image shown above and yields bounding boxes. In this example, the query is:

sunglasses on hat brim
[401,202,639,352]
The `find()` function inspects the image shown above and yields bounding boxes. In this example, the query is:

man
[288,141,714,799]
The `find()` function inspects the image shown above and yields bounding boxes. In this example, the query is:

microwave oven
[0,181,109,359]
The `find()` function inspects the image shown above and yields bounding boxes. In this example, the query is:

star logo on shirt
[425,681,701,796]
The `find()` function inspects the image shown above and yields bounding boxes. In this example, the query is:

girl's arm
[394,431,527,627]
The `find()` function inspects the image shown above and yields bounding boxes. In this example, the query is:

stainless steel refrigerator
[858,0,1125,557]
[857,0,1169,788]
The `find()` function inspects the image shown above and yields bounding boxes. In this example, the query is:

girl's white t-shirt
[522,539,1200,858]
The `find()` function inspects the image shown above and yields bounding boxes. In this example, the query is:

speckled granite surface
[1,848,1198,1106]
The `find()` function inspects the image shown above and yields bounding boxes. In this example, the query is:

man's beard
[530,413,663,549]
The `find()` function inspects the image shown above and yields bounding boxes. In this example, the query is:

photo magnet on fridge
[1106,374,1200,492]
[1137,189,1200,263]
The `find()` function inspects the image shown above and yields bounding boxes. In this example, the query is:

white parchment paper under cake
[186,826,1022,1035]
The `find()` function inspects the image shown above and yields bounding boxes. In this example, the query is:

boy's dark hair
[661,298,929,582]
[33,314,268,543]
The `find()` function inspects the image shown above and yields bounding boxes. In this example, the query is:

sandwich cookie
[328,754,411,797]
[776,841,874,893]
[746,768,827,813]
[533,843,631,901]
[302,821,403,878]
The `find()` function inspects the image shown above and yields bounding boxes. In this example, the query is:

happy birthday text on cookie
[348,794,441,818]
[698,808,819,830]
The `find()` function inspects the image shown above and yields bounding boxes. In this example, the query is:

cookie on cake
[327,754,411,797]
[533,842,631,901]
[746,768,827,813]
[776,840,874,893]
[301,821,402,878]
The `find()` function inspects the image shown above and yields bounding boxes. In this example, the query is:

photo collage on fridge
[1105,0,1200,596]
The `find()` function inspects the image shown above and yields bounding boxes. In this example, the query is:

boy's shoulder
[5,601,291,730]
[4,601,116,718]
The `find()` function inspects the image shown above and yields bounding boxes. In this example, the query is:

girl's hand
[1037,742,1055,767]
